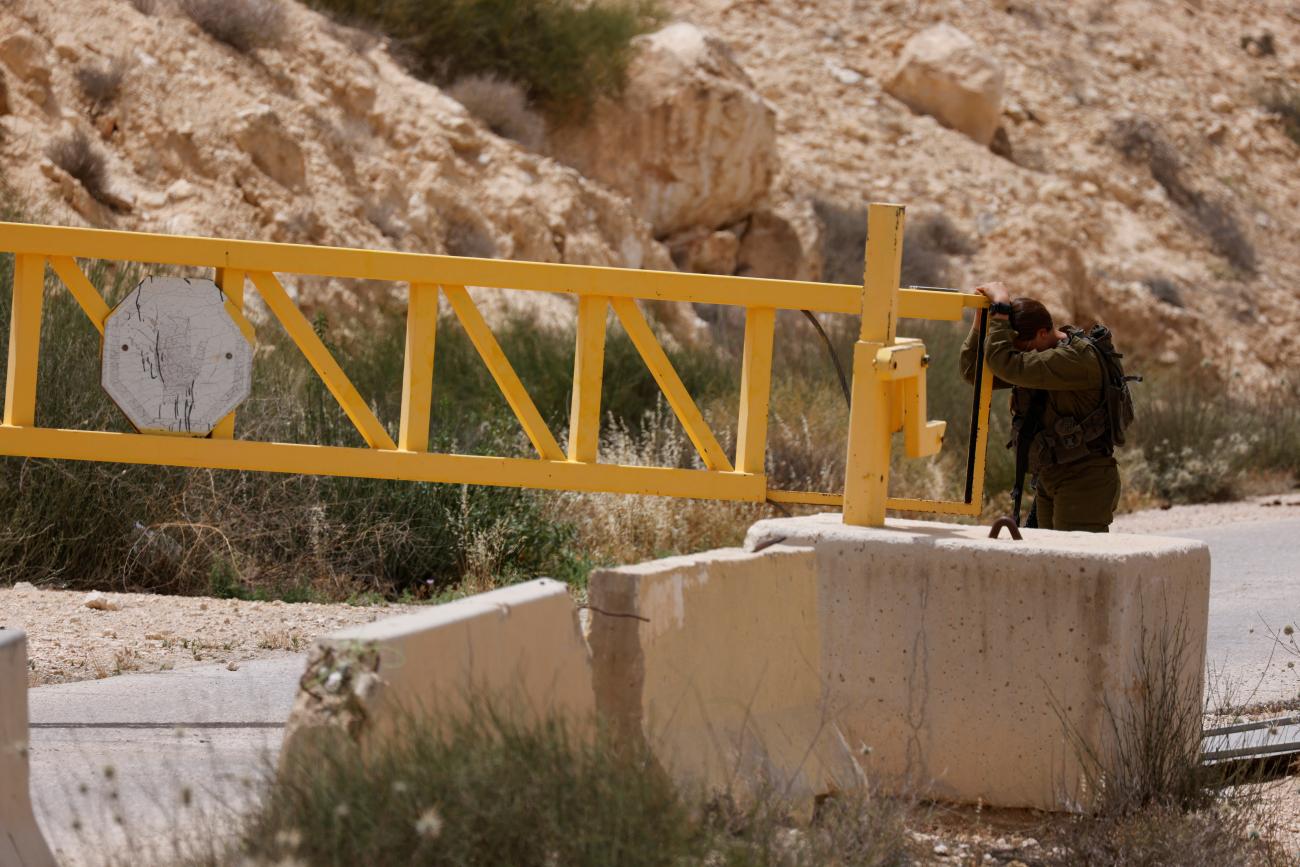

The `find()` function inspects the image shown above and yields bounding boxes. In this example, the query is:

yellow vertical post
[568,295,607,463]
[3,255,45,428]
[735,306,776,475]
[398,283,438,452]
[212,267,246,439]
[842,203,905,527]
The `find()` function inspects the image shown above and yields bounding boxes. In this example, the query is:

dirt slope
[0,0,671,323]
[666,0,1300,385]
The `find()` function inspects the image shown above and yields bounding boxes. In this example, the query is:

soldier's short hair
[1010,298,1053,343]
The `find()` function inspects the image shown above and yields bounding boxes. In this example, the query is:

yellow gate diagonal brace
[442,284,565,462]
[248,270,397,451]
[610,296,733,472]
[48,257,110,334]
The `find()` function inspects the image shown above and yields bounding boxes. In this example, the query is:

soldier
[959,282,1120,532]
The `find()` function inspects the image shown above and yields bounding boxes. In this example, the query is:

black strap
[963,309,990,505]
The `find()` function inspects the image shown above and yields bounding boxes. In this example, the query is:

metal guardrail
[0,202,994,527]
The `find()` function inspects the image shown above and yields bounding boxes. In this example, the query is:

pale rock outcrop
[0,31,51,85]
[736,197,823,282]
[0,1,710,341]
[885,24,1004,146]
[550,22,778,237]
[234,106,307,190]
[668,227,740,275]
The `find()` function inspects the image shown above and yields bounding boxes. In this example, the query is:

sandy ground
[0,584,420,687]
[1113,493,1300,535]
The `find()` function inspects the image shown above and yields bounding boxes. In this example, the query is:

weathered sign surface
[101,276,252,435]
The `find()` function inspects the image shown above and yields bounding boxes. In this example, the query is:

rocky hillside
[0,0,678,327]
[663,0,1300,384]
[1,0,1298,384]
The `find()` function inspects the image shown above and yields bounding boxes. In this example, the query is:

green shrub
[304,0,665,121]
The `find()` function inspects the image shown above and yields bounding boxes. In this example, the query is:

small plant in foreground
[46,129,112,205]
[180,0,288,52]
[196,702,914,866]
[1051,618,1287,866]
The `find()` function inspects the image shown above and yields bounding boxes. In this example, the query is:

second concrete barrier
[1,628,57,867]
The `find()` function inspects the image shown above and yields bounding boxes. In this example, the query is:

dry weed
[180,0,288,52]
[75,57,128,115]
[447,74,546,150]
[46,129,112,205]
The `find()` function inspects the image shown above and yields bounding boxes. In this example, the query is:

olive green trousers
[1033,454,1120,533]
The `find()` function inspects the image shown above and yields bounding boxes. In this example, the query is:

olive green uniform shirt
[960,317,1119,531]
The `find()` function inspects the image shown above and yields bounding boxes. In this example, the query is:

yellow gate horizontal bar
[0,222,984,318]
[765,489,982,517]
[0,425,767,501]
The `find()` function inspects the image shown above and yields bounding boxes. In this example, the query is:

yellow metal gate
[0,203,993,527]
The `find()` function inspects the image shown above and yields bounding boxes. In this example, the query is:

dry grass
[185,702,916,867]
[128,0,160,13]
[46,129,112,204]
[179,0,288,52]
[447,75,546,150]
[1111,116,1256,275]
[1048,617,1289,866]
[813,199,976,289]
[1258,82,1300,147]
[556,403,770,574]
[75,57,128,115]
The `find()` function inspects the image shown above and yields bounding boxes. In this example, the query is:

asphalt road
[23,517,1300,863]
[27,657,302,866]
[1173,518,1300,709]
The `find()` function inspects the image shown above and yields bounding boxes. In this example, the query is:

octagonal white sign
[102,276,253,435]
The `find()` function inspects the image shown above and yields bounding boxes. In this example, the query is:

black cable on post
[964,308,989,505]
[800,310,851,410]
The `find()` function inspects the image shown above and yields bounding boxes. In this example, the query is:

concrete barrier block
[587,546,866,809]
[281,579,595,762]
[1,628,57,867]
[745,514,1210,810]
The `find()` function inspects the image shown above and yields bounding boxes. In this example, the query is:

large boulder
[0,31,51,85]
[885,24,1004,146]
[549,23,778,237]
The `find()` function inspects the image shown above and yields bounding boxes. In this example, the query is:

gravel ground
[0,583,420,687]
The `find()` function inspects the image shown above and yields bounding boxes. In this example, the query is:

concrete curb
[1,628,57,867]
[281,578,595,764]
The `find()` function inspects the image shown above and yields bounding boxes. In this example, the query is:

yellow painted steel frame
[0,213,992,524]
